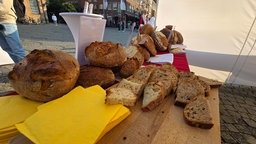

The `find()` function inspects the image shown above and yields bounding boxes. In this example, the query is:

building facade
[64,0,157,27]
[22,0,49,24]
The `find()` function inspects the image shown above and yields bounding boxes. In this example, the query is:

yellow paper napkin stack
[0,96,42,144]
[16,85,131,144]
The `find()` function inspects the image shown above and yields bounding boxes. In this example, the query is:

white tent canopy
[156,0,256,86]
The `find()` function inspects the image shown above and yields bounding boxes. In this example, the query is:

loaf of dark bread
[76,65,115,89]
[8,49,80,102]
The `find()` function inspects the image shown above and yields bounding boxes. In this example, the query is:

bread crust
[8,49,80,102]
[76,65,115,89]
[85,41,127,68]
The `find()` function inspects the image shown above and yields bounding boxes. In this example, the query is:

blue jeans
[0,23,26,63]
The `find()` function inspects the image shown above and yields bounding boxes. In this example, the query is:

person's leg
[0,24,26,63]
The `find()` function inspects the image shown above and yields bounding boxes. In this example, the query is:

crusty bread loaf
[117,78,144,97]
[119,58,140,78]
[169,30,184,45]
[175,78,205,107]
[183,95,214,129]
[130,34,157,56]
[139,24,154,35]
[76,65,115,89]
[85,41,127,68]
[8,49,80,102]
[142,81,167,111]
[105,87,137,106]
[151,31,169,52]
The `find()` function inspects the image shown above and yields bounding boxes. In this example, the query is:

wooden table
[97,88,221,144]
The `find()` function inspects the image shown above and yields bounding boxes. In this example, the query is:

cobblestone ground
[0,24,256,144]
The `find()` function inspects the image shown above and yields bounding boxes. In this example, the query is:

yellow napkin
[0,95,42,143]
[16,85,130,144]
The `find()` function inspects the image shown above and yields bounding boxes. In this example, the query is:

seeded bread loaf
[119,58,140,78]
[8,49,80,102]
[105,87,137,106]
[183,95,214,129]
[85,41,127,68]
[142,81,167,111]
[76,65,115,89]
[175,78,205,107]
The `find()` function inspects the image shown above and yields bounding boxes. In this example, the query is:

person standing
[0,0,26,64]
[52,14,58,26]
[148,10,156,29]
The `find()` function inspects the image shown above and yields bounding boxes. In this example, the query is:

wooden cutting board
[97,88,221,144]
[9,88,220,144]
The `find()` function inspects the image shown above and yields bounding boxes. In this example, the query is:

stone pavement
[0,24,256,144]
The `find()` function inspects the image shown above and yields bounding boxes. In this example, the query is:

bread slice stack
[175,72,215,129]
[142,63,179,111]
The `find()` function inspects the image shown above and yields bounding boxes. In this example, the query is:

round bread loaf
[8,49,80,102]
[85,41,127,68]
[76,65,115,89]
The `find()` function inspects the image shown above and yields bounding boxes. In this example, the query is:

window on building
[93,0,97,2]
[113,2,117,10]
[99,4,103,9]
[30,0,40,14]
[108,2,112,10]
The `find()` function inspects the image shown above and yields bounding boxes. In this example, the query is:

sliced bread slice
[127,64,156,84]
[117,78,144,97]
[197,75,223,88]
[175,79,205,107]
[105,87,137,106]
[142,81,167,111]
[183,95,214,129]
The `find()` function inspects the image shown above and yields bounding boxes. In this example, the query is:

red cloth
[172,53,190,72]
[143,53,190,72]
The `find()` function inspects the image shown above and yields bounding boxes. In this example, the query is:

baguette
[183,95,214,129]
